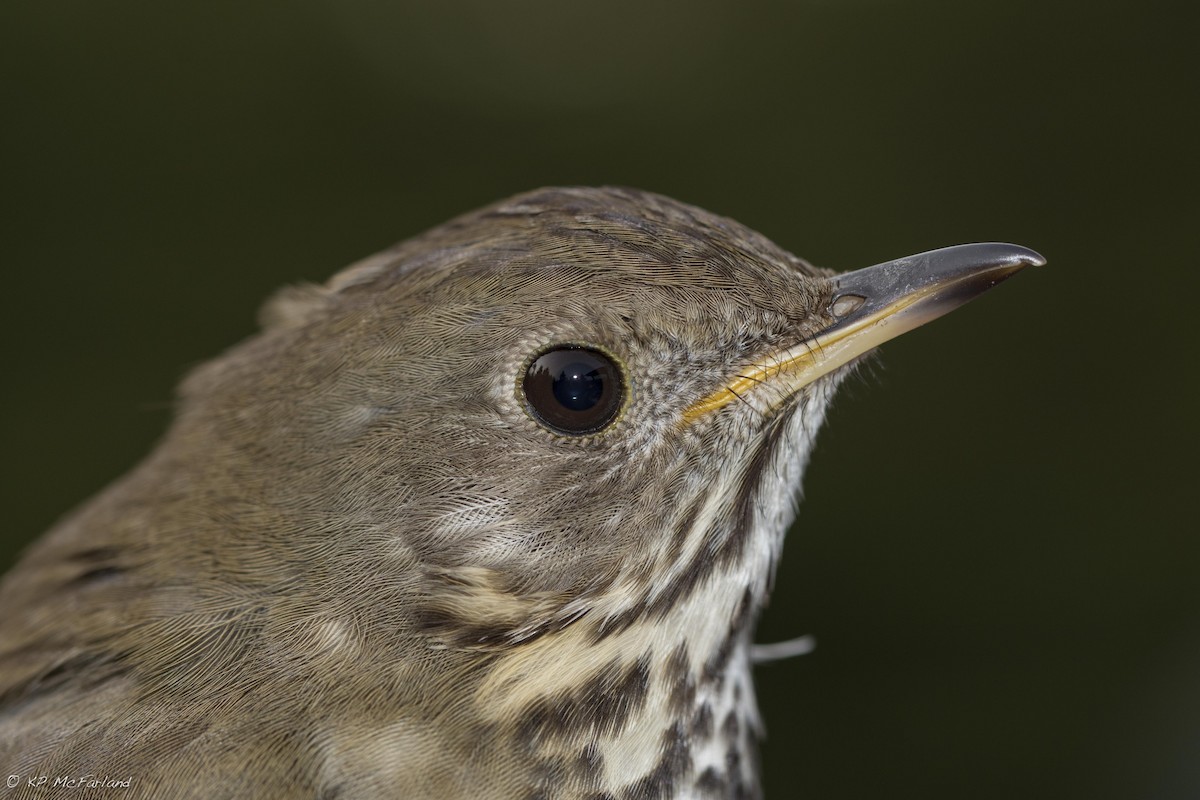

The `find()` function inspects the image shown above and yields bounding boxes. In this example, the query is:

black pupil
[523,347,623,435]
[553,362,603,410]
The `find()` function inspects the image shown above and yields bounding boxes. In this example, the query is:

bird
[0,187,1043,799]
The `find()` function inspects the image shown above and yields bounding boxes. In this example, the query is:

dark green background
[2,1,1196,797]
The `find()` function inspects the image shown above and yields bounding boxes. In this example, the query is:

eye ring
[521,345,627,436]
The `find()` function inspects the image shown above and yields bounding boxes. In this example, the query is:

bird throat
[474,388,837,798]
[480,577,765,799]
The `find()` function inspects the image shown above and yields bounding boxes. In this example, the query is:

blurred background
[2,0,1196,797]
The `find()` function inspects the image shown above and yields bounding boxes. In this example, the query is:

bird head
[1,186,1041,798]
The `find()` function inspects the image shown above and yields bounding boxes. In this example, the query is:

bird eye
[522,346,625,435]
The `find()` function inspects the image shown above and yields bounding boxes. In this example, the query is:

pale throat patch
[472,381,838,795]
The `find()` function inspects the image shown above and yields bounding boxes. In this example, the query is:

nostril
[830,294,865,318]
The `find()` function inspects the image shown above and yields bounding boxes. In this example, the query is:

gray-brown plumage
[0,187,1042,799]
